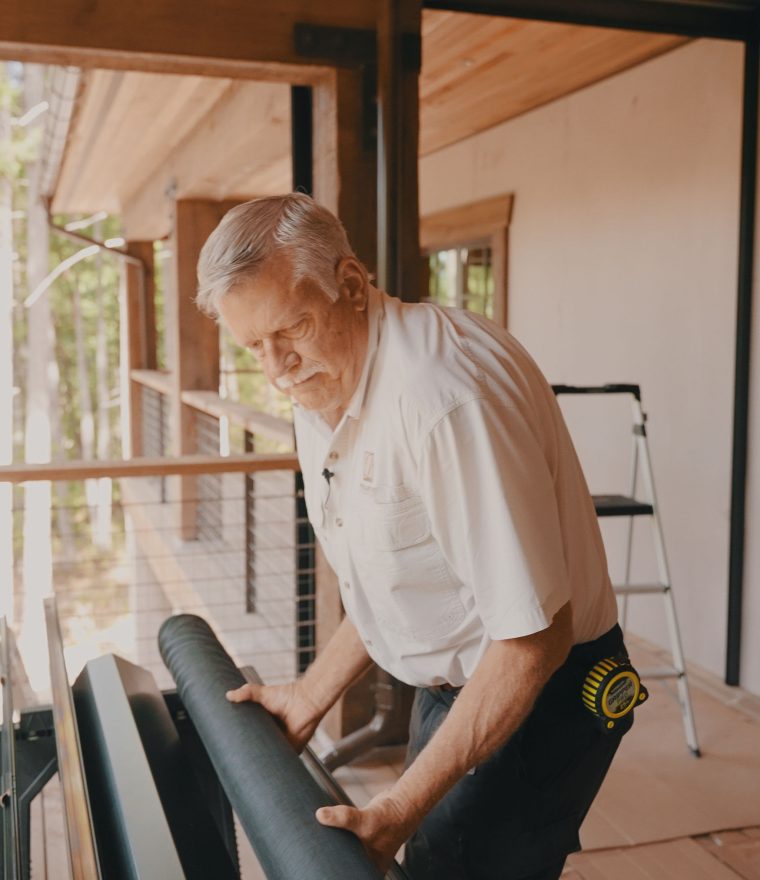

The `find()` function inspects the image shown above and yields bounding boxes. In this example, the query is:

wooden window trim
[420,194,514,327]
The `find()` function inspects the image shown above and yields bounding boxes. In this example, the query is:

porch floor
[27,636,760,878]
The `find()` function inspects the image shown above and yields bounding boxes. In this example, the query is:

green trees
[1,62,125,691]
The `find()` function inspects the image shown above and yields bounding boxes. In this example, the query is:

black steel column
[291,85,313,196]
[422,0,755,40]
[290,88,316,672]
[727,36,759,686]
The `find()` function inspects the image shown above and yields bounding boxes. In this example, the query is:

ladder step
[613,583,669,596]
[638,665,684,680]
[593,494,654,517]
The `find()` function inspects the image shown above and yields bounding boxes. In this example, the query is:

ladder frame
[553,384,700,757]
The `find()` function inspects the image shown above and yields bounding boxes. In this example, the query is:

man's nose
[262,338,298,377]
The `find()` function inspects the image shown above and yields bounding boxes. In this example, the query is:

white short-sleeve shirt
[294,289,617,687]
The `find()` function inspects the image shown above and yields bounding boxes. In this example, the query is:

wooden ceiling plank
[427,31,682,113]
[419,13,687,154]
[421,14,528,98]
[113,75,233,203]
[64,71,150,208]
[53,69,127,212]
[121,81,291,240]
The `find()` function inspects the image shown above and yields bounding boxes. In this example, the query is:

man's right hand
[225,680,324,752]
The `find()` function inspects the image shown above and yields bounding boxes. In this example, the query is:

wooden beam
[167,198,236,538]
[0,0,379,78]
[180,390,295,448]
[120,241,155,458]
[313,68,378,276]
[310,65,382,740]
[131,369,172,396]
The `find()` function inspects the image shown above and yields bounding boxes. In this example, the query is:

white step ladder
[553,383,700,757]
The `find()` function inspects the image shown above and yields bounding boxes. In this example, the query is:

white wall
[420,39,746,686]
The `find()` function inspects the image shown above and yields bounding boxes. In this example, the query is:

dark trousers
[402,625,633,880]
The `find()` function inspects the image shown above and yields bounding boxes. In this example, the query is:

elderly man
[196,194,636,880]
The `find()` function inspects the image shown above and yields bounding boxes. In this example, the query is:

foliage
[0,70,40,182]
[49,215,124,459]
[4,62,129,644]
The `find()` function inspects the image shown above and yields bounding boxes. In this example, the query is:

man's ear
[336,258,369,310]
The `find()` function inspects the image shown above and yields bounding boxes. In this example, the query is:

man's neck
[322,407,344,431]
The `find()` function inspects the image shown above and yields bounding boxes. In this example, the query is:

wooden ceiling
[52,71,291,236]
[419,12,686,155]
[51,11,687,236]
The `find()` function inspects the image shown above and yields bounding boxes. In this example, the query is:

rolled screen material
[158,614,384,880]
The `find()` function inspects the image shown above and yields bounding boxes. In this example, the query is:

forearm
[299,614,374,717]
[389,603,573,824]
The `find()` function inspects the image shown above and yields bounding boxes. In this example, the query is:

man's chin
[289,383,332,409]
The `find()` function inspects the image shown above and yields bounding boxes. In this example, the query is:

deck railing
[0,449,318,700]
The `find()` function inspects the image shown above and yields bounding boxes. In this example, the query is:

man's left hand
[316,793,418,872]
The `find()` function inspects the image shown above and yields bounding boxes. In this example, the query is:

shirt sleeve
[418,396,571,641]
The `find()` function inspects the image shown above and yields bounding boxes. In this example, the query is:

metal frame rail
[44,596,101,879]
[1,618,22,880]
[0,621,58,880]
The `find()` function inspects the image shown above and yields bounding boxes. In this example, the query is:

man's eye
[248,340,263,355]
[286,319,308,338]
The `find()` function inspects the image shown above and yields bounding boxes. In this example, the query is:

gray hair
[196,193,357,317]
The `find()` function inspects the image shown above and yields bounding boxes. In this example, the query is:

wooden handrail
[0,452,299,483]
[181,389,294,447]
[131,368,172,395]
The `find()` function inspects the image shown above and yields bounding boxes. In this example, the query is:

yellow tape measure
[582,657,648,731]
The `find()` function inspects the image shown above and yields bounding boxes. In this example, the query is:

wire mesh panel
[6,463,316,697]
[194,411,223,544]
[295,471,316,673]
[140,386,169,501]
[245,430,257,613]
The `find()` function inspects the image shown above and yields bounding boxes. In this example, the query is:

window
[421,194,513,327]
[427,244,495,318]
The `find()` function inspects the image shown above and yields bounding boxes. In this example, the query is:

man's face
[218,255,369,423]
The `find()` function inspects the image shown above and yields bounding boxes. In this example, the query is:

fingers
[225,682,261,703]
[315,805,362,833]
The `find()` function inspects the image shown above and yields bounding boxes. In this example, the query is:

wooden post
[310,22,421,736]
[167,199,236,539]
[313,67,378,276]
[120,241,155,458]
[311,66,381,739]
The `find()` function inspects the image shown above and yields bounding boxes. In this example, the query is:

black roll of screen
[158,613,384,880]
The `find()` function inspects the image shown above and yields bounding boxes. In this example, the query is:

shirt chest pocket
[350,489,465,641]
